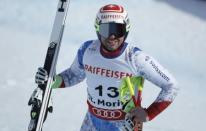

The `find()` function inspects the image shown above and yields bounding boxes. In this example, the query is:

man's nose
[108,34,116,40]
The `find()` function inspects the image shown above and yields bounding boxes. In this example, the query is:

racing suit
[58,40,178,131]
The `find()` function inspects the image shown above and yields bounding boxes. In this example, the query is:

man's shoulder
[124,43,153,63]
[81,39,99,46]
[78,39,99,54]
[125,42,142,55]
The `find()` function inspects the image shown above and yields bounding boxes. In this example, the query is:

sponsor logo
[145,56,150,61]
[92,107,122,119]
[84,64,133,79]
[88,47,96,52]
[100,5,124,13]
[150,61,170,81]
[58,0,66,12]
[101,14,124,20]
[49,42,57,48]
[128,51,132,62]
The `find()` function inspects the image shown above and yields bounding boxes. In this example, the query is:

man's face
[100,35,125,51]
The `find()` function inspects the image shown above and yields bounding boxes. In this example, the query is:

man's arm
[135,51,179,121]
[58,54,86,88]
[58,40,94,88]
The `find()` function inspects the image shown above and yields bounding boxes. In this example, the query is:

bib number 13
[95,85,119,98]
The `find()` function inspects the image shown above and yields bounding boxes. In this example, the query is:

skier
[35,4,178,131]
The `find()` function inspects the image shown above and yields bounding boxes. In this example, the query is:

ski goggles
[98,23,127,38]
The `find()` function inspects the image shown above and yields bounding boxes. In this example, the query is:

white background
[0,0,206,131]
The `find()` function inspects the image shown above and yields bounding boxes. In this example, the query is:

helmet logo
[100,4,124,13]
[101,14,124,20]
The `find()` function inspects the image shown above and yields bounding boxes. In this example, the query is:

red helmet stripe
[100,4,124,13]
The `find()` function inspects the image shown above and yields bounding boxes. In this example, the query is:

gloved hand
[35,67,48,85]
[128,107,149,123]
[122,107,148,131]
[35,67,64,89]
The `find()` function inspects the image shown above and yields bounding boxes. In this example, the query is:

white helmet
[95,4,130,40]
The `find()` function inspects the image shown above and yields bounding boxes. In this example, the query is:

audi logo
[92,107,122,119]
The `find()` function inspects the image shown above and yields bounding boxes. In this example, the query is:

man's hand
[122,107,148,131]
[129,107,149,123]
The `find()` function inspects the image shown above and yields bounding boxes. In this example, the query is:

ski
[28,0,70,131]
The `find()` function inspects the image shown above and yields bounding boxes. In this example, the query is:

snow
[0,0,206,131]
